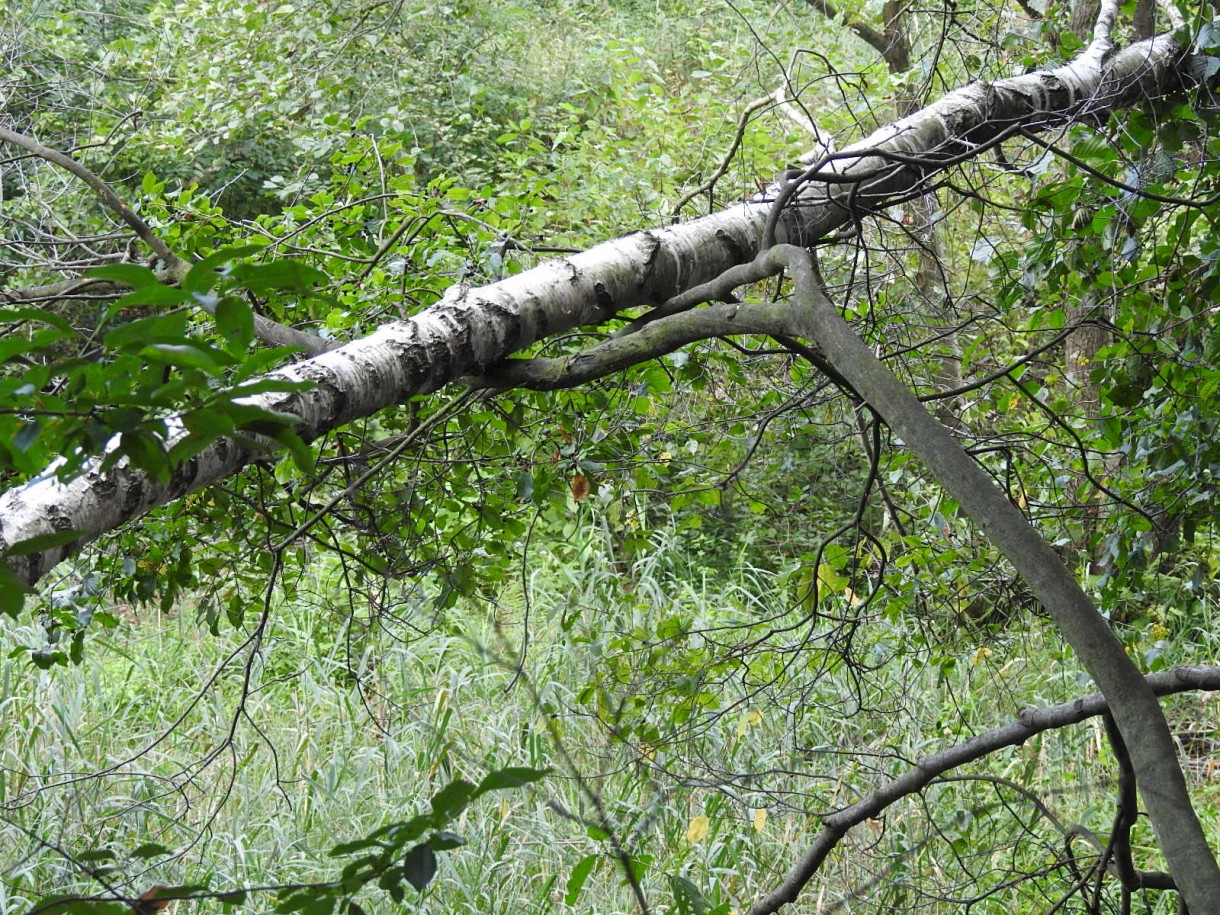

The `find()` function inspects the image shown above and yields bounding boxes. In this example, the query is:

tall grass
[1,528,1215,914]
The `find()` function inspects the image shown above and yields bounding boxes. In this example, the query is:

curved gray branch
[764,243,1220,913]
[480,298,790,391]
[750,665,1220,914]
[0,29,1195,587]
[0,125,184,274]
[0,127,337,357]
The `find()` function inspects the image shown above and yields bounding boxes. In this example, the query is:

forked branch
[758,243,1220,913]
[750,664,1220,914]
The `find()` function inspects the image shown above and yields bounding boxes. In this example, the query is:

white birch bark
[0,32,1189,586]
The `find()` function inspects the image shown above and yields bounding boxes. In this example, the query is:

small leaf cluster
[279,767,547,914]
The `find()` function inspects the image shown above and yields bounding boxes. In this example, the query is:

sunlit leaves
[685,814,710,844]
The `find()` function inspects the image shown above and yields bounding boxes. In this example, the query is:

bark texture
[771,244,1220,913]
[0,32,1191,587]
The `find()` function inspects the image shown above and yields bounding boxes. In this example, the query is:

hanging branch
[0,126,337,356]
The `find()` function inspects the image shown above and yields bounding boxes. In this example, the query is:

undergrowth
[1,528,1217,914]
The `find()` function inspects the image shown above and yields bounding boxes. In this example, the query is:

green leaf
[642,362,672,394]
[0,305,76,333]
[429,778,476,822]
[382,813,432,845]
[231,346,309,382]
[116,430,169,479]
[1189,54,1220,81]
[274,893,334,912]
[267,427,315,472]
[140,343,229,376]
[183,244,267,295]
[181,409,236,440]
[474,766,548,797]
[226,378,315,398]
[76,849,117,864]
[427,830,466,850]
[85,264,160,288]
[30,646,66,669]
[103,313,190,350]
[230,260,329,295]
[328,836,384,857]
[4,529,84,557]
[14,420,40,454]
[130,841,173,859]
[565,854,600,905]
[111,284,195,309]
[27,896,129,915]
[299,898,337,915]
[378,870,404,904]
[669,874,709,915]
[401,843,437,891]
[223,402,304,429]
[215,296,255,349]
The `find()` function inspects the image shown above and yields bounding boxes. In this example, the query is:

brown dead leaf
[570,474,590,502]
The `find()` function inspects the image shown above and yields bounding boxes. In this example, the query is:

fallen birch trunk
[0,31,1188,586]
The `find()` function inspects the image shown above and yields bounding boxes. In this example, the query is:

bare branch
[0,275,338,357]
[0,125,185,275]
[749,666,1220,914]
[1158,0,1186,30]
[0,276,118,306]
[671,95,773,220]
[0,126,338,356]
[480,298,791,391]
[1092,0,1121,48]
[799,0,888,55]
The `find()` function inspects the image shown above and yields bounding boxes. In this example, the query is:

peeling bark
[0,31,1193,586]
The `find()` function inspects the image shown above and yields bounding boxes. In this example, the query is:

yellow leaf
[686,814,710,844]
[735,709,763,737]
[753,808,767,832]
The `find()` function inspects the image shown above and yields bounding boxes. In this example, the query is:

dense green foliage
[2,0,1220,913]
